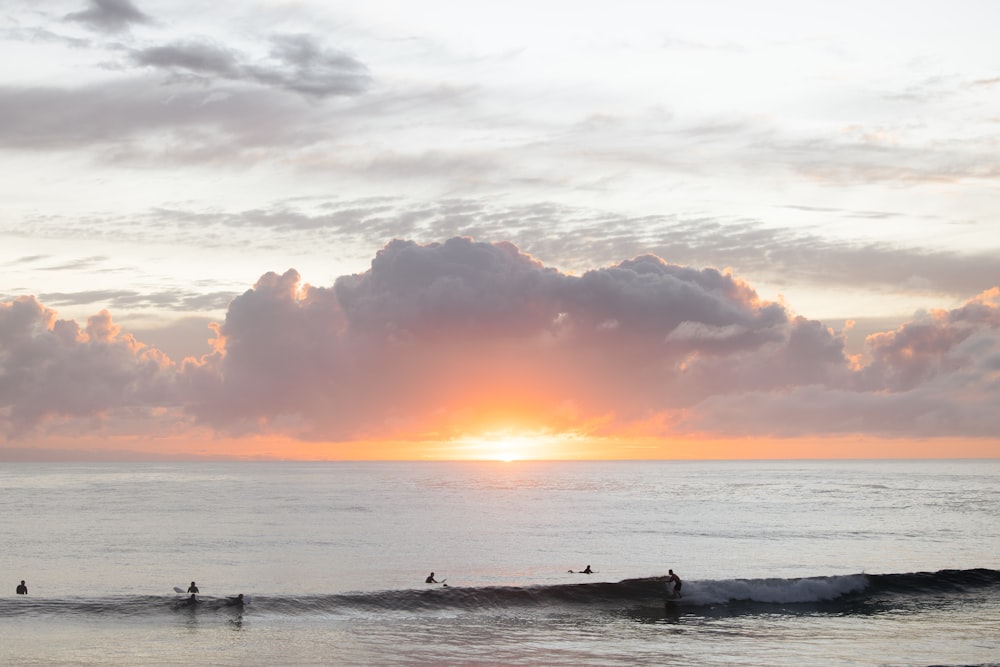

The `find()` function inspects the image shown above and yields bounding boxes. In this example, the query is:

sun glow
[462,430,562,461]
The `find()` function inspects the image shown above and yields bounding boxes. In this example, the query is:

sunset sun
[461,431,562,461]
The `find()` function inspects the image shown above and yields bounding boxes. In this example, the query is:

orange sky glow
[1,242,998,462]
[3,2,1000,463]
[5,431,996,463]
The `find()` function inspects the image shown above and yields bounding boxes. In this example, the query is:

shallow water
[1,460,998,665]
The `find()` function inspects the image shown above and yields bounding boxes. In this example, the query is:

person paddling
[425,572,438,584]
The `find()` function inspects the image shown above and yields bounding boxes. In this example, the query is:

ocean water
[0,460,997,666]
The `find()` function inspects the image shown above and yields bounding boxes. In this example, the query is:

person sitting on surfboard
[666,569,682,598]
[425,572,438,584]
[187,581,199,594]
[16,580,27,595]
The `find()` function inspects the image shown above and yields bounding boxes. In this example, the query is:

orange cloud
[2,239,999,459]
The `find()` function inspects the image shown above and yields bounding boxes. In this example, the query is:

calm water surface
[1,460,998,665]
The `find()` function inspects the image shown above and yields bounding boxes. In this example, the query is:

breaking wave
[3,568,997,619]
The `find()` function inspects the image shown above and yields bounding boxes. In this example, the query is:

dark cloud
[130,34,371,98]
[0,77,320,154]
[248,34,371,98]
[65,0,151,33]
[131,41,241,78]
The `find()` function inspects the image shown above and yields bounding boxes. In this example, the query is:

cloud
[131,41,242,78]
[3,240,999,447]
[0,21,371,160]
[0,77,321,155]
[860,289,1000,392]
[6,197,996,329]
[0,296,173,436]
[66,0,151,33]
[134,198,1000,303]
[130,34,371,98]
[174,238,991,442]
[178,238,798,439]
[680,288,1000,438]
[37,288,238,312]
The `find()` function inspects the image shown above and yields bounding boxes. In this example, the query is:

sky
[1,0,998,461]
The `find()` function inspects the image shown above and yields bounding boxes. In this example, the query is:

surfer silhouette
[16,580,27,595]
[227,593,245,607]
[187,581,199,594]
[425,572,438,584]
[666,569,682,599]
[186,593,199,605]
[582,565,593,574]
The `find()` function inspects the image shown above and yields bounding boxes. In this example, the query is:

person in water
[186,593,199,605]
[666,569,682,599]
[227,593,245,607]
[582,565,593,574]
[187,581,199,594]
[16,580,27,595]
[425,572,438,584]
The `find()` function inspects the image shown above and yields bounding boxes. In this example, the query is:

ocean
[1,460,997,666]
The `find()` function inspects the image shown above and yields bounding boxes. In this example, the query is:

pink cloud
[0,296,172,436]
[683,288,1000,438]
[179,238,841,439]
[2,240,999,450]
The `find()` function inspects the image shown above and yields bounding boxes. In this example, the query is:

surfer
[187,581,199,594]
[582,565,593,574]
[666,569,682,599]
[16,580,27,595]
[425,572,438,584]
[186,593,199,606]
[227,593,245,607]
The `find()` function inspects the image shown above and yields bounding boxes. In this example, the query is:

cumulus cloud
[66,0,151,33]
[680,288,1000,438]
[3,239,999,447]
[174,239,810,441]
[173,239,997,443]
[0,296,173,436]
